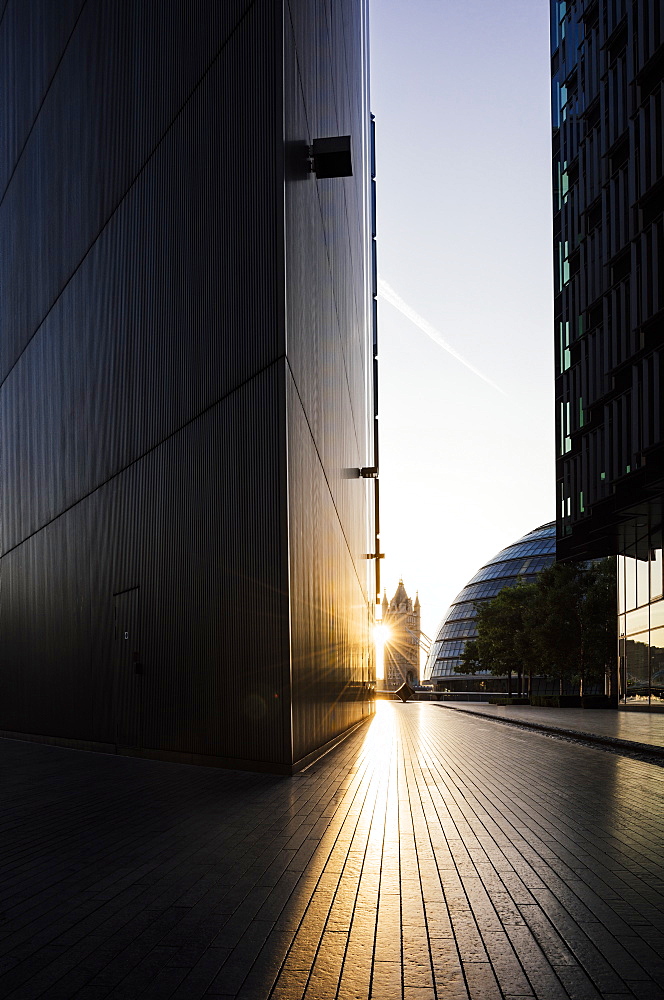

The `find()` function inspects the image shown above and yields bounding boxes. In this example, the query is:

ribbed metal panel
[1,1,282,553]
[0,0,85,196]
[2,365,289,762]
[1,0,290,767]
[287,372,373,763]
[284,0,375,761]
[1,0,374,770]
[0,0,258,382]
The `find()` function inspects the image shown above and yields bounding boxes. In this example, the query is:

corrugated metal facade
[0,0,375,772]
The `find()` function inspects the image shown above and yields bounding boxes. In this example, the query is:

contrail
[377,277,506,395]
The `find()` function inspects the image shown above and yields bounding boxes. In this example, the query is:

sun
[373,622,391,681]
[373,623,391,644]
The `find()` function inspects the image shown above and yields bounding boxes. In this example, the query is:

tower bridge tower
[382,580,420,691]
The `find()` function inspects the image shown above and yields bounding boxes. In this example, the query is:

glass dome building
[425,522,556,689]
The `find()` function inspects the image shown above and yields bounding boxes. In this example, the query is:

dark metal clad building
[425,523,557,689]
[0,1,376,771]
[551,0,664,704]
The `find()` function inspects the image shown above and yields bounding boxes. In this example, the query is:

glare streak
[374,622,390,681]
[377,277,506,395]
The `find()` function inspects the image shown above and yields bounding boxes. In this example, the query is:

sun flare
[373,622,391,681]
[373,623,391,644]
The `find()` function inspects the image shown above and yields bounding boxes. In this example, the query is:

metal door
[114,588,142,748]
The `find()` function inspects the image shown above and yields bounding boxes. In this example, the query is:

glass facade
[550,0,663,711]
[618,520,664,705]
[425,523,556,686]
[551,3,664,545]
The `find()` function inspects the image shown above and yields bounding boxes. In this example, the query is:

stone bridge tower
[382,580,420,691]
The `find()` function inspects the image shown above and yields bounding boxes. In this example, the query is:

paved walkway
[2,702,664,999]
[434,702,664,753]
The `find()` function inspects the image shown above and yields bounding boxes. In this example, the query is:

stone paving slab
[434,702,664,752]
[2,703,664,998]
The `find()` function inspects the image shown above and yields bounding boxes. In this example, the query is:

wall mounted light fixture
[309,136,352,178]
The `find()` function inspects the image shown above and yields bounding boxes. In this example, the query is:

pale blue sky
[370,0,555,651]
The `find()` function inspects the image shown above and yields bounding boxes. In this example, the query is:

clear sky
[370,0,555,662]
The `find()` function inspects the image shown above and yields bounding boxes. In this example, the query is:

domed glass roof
[425,522,556,680]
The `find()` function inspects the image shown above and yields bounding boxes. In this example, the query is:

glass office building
[425,523,556,689]
[619,542,664,703]
[551,0,664,705]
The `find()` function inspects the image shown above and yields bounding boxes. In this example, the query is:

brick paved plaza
[2,702,664,999]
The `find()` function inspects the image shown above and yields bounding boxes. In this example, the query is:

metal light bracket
[308,135,353,178]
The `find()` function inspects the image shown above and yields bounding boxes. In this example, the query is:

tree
[458,581,537,695]
[457,639,481,674]
[526,562,584,693]
[577,559,616,691]
[457,560,616,696]
[527,559,615,694]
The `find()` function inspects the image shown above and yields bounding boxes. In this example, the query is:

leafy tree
[527,559,615,693]
[577,558,616,690]
[458,581,537,695]
[456,559,616,695]
[527,561,584,693]
[457,639,481,674]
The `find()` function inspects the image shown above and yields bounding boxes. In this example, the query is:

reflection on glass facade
[618,528,664,705]
[424,523,556,686]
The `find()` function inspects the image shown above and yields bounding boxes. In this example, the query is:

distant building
[382,581,421,691]
[550,0,664,704]
[425,523,556,691]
